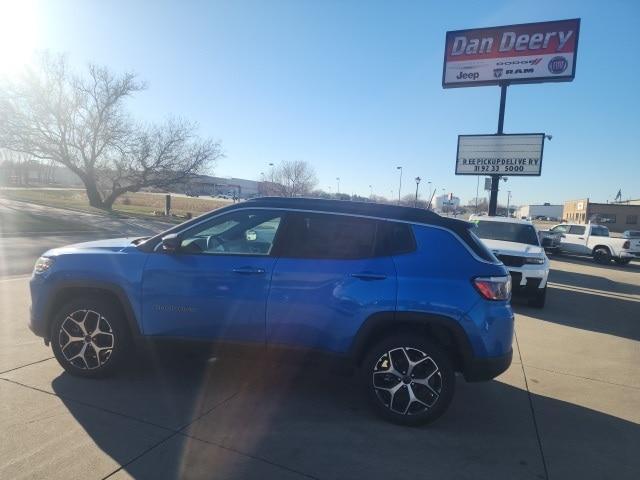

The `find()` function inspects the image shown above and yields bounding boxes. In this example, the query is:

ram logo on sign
[443,19,580,88]
[456,134,545,176]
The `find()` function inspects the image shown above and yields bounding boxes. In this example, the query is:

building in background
[563,198,640,233]
[516,203,562,221]
[434,193,460,212]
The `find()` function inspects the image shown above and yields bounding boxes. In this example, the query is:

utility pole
[396,166,403,204]
[488,83,508,216]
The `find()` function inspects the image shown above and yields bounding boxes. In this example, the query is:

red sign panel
[442,19,580,88]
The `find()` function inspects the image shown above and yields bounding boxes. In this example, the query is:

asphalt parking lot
[1,200,639,479]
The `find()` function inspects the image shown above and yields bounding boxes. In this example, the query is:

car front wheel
[361,335,455,426]
[50,296,129,378]
[528,285,547,308]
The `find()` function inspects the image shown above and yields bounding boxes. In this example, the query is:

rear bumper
[620,251,640,259]
[463,348,513,382]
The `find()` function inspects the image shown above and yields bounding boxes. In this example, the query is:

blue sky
[5,0,640,205]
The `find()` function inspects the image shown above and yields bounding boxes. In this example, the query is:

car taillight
[623,240,630,249]
[473,276,511,301]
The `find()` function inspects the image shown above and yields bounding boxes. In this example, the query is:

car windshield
[472,220,540,246]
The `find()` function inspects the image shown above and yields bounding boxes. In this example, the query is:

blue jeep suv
[29,197,513,425]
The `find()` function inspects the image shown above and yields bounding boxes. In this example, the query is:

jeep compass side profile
[29,197,513,425]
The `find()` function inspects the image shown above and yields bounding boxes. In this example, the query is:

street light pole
[396,166,403,204]
[369,185,373,198]
[427,181,432,209]
[414,177,421,207]
[506,190,512,217]
[336,177,340,195]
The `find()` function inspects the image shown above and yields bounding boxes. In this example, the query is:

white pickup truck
[545,223,640,265]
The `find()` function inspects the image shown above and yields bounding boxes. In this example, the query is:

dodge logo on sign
[443,19,580,88]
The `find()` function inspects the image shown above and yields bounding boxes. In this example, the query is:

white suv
[469,216,549,308]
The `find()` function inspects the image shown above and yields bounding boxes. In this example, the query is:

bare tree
[0,54,222,209]
[271,160,317,197]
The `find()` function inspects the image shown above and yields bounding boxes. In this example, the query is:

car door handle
[578,237,585,240]
[351,272,387,281]
[232,267,266,275]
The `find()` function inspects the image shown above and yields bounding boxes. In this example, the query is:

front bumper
[505,265,548,295]
[464,348,513,382]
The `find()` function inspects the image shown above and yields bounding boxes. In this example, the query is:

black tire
[360,335,455,426]
[528,285,547,308]
[50,296,130,378]
[614,258,632,265]
[593,246,612,265]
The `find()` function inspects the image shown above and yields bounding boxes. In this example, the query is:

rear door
[266,213,397,353]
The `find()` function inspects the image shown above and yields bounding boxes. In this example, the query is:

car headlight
[525,257,545,265]
[33,257,54,275]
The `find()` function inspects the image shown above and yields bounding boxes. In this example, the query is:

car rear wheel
[593,247,612,265]
[50,296,129,378]
[361,335,455,426]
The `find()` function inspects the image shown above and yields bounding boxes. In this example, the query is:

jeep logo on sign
[493,68,503,78]
[456,71,480,80]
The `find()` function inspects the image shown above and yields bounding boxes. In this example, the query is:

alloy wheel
[372,347,442,415]
[58,309,115,370]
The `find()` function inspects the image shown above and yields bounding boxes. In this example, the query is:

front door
[141,209,284,342]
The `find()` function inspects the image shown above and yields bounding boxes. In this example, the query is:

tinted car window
[179,210,282,255]
[472,220,540,246]
[377,221,416,255]
[282,213,378,259]
[551,225,569,233]
[568,225,586,235]
[590,226,609,237]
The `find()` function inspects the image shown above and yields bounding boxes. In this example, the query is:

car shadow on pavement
[49,348,640,480]
[548,268,640,296]
[548,254,640,273]
[513,278,640,342]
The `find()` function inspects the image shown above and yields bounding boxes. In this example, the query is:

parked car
[538,228,563,253]
[545,223,640,265]
[623,230,640,239]
[469,216,549,308]
[29,198,514,426]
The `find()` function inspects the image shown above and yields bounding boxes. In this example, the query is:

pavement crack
[179,432,322,480]
[0,356,54,375]
[101,431,182,480]
[0,377,175,433]
[523,364,640,391]
[177,390,240,432]
[514,328,550,480]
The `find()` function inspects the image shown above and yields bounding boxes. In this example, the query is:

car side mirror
[161,234,181,253]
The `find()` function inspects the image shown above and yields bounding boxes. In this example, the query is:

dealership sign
[443,19,580,88]
[456,134,545,176]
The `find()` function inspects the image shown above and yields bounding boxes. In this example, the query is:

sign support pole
[489,83,508,216]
